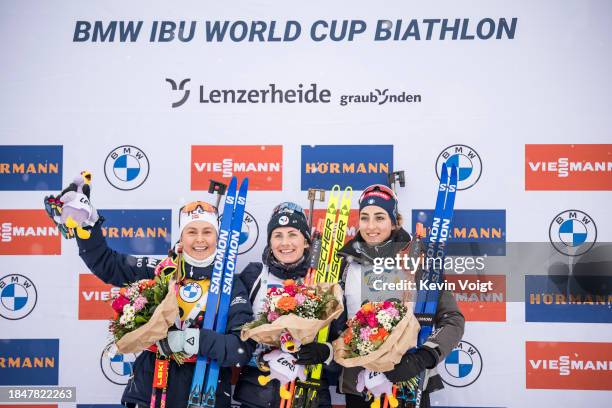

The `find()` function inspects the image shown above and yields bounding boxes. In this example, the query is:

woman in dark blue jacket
[75,197,254,408]
[234,203,342,408]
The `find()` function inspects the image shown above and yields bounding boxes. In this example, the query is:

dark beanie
[359,184,399,225]
[267,208,311,244]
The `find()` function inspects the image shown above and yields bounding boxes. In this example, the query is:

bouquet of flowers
[110,277,166,340]
[108,259,180,355]
[333,300,420,372]
[241,279,344,348]
[343,301,407,358]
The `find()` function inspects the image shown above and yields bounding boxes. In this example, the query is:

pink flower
[355,311,368,325]
[382,301,393,309]
[111,296,130,314]
[133,296,147,311]
[295,293,306,305]
[359,327,372,341]
[367,314,378,328]
[267,311,280,322]
[386,307,399,318]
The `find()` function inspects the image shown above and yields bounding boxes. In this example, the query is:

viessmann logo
[191,145,283,191]
[0,210,61,255]
[525,144,612,190]
[79,274,118,320]
[526,341,612,390]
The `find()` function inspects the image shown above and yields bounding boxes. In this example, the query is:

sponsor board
[0,339,59,385]
[439,340,483,387]
[0,145,62,191]
[98,209,171,255]
[412,209,506,256]
[525,144,612,190]
[220,210,259,254]
[525,275,612,323]
[100,342,136,385]
[0,274,37,320]
[104,145,150,190]
[301,145,392,190]
[0,210,61,255]
[436,144,482,190]
[191,145,282,191]
[447,274,505,321]
[549,209,596,257]
[526,341,612,390]
[78,274,117,320]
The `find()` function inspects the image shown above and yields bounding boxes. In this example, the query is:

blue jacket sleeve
[76,222,158,286]
[197,276,255,367]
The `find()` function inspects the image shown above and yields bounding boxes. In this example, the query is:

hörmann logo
[525,275,612,323]
[0,145,63,191]
[526,341,612,390]
[0,210,61,255]
[301,145,393,190]
[0,339,59,385]
[191,145,282,191]
[98,209,172,255]
[412,209,505,256]
[525,144,612,190]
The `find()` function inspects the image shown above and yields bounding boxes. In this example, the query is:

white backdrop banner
[1,1,611,407]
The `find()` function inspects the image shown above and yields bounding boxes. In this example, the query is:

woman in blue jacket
[234,202,341,408]
[73,196,254,408]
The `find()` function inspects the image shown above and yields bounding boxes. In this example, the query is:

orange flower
[369,327,389,342]
[344,330,353,345]
[277,296,298,312]
[283,279,296,287]
[361,303,374,314]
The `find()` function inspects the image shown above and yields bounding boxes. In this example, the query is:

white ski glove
[157,328,199,357]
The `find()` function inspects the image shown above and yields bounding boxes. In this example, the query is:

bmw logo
[0,274,37,320]
[100,342,138,385]
[549,209,597,257]
[104,145,150,190]
[436,144,482,190]
[220,210,259,255]
[180,282,203,302]
[439,340,483,387]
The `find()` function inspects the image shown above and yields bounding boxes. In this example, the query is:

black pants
[345,392,430,408]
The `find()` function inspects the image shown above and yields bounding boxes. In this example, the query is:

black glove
[385,347,437,383]
[294,342,332,365]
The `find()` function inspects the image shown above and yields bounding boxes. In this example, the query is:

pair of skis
[385,163,458,408]
[287,185,353,408]
[187,176,249,408]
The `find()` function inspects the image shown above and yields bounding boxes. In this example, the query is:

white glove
[157,328,199,356]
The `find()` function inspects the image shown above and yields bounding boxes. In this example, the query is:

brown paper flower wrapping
[332,309,420,372]
[240,282,344,347]
[115,279,179,354]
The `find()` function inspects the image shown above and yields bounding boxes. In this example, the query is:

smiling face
[270,227,309,264]
[358,205,394,245]
[180,221,217,260]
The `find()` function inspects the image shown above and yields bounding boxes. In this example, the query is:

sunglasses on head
[180,201,218,215]
[359,184,398,204]
[272,202,305,216]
